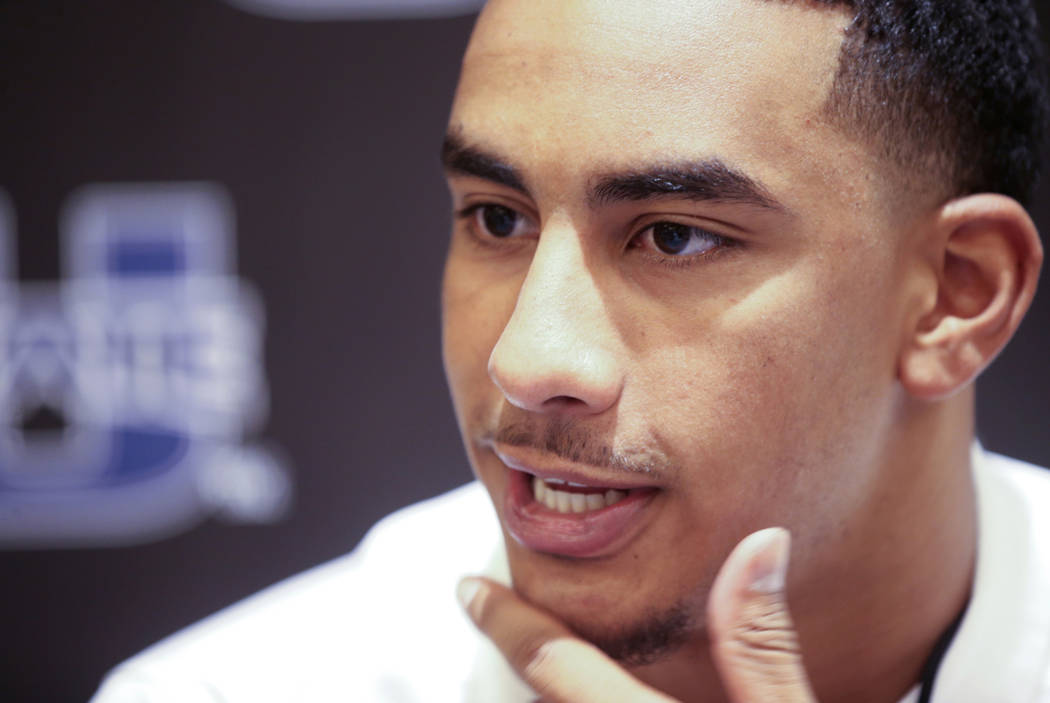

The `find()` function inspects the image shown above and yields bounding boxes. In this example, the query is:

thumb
[707,528,818,703]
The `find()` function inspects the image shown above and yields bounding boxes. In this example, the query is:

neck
[630,392,978,703]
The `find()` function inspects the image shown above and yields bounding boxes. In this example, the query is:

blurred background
[0,1,1048,700]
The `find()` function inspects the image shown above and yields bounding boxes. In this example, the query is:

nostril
[541,395,588,410]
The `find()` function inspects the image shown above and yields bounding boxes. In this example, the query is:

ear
[898,194,1042,400]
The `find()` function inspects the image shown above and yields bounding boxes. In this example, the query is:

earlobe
[898,194,1042,400]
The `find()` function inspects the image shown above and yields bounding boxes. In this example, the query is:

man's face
[442,0,920,660]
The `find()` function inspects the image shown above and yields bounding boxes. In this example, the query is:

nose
[488,223,623,416]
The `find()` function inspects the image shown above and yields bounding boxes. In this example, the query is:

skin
[441,1,1042,700]
[459,526,819,702]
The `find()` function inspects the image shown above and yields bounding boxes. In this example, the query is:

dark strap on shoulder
[917,605,967,703]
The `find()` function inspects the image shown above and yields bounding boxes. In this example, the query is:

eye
[634,222,729,257]
[467,203,532,239]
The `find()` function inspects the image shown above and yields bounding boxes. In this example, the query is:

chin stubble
[563,600,694,667]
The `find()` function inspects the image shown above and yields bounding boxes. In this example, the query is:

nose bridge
[517,222,591,330]
[488,220,622,415]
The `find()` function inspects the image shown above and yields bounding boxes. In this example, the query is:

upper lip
[490,441,662,491]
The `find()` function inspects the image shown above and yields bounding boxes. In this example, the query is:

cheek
[627,262,900,522]
[441,256,517,411]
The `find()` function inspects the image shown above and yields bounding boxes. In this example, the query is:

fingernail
[748,527,790,594]
[457,577,482,610]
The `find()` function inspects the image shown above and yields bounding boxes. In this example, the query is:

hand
[456,527,818,702]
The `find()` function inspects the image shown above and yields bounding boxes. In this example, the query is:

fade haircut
[793,0,1049,205]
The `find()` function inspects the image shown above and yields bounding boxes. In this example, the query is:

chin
[566,600,696,666]
[535,585,697,666]
[507,546,702,667]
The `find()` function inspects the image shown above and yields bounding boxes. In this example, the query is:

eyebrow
[441,133,528,194]
[442,132,785,214]
[590,161,785,212]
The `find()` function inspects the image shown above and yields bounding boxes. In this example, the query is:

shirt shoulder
[933,449,1050,702]
[983,451,1050,501]
[91,481,502,703]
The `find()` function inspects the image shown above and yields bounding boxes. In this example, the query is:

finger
[707,528,818,703]
[457,577,676,703]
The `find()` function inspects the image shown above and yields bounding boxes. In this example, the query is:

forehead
[452,0,868,210]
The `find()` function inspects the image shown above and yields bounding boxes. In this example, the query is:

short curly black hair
[795,0,1049,205]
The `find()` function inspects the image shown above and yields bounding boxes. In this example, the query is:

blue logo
[0,183,290,548]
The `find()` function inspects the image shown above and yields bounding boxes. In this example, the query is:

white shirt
[92,448,1050,702]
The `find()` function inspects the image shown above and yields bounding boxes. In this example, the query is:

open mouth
[503,467,660,558]
[531,475,630,513]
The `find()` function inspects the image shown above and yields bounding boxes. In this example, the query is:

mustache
[489,418,672,478]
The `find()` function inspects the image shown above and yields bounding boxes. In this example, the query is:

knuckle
[467,585,578,700]
[723,595,806,676]
[721,640,808,690]
[471,589,499,631]
[514,635,555,678]
[522,642,588,700]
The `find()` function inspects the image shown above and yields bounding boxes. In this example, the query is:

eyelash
[454,203,534,250]
[454,202,738,266]
[629,222,737,269]
[454,203,507,227]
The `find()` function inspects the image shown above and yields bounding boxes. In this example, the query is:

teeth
[544,479,591,489]
[531,476,630,514]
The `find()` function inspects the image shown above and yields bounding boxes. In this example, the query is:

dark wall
[0,3,474,700]
[0,2,1048,701]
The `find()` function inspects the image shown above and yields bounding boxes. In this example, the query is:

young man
[94,1,1050,701]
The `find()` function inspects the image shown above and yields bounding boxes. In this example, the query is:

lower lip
[503,470,658,559]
